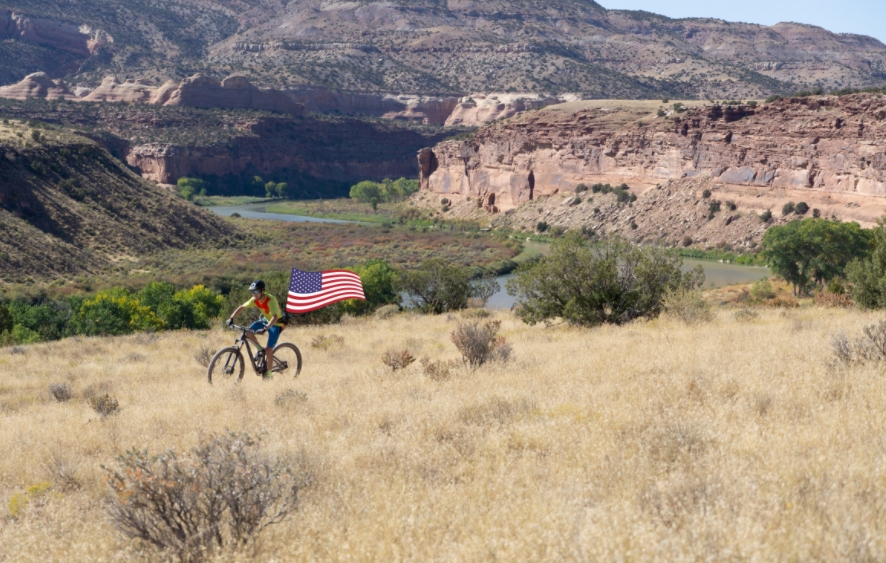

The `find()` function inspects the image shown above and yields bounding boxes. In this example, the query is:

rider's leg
[265,325,282,372]
[247,320,267,349]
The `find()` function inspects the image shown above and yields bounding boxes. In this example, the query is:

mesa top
[242,294,285,327]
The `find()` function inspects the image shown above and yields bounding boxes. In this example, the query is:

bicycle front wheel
[272,343,302,378]
[207,347,245,384]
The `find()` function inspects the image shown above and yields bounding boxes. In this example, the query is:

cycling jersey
[242,294,285,327]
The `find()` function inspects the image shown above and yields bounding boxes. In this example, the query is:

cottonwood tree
[761,218,871,295]
[398,259,499,314]
[506,233,704,326]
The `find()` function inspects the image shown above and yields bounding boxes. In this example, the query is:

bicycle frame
[231,324,266,374]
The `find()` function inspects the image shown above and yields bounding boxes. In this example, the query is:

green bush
[506,234,704,326]
[765,95,781,103]
[751,277,776,300]
[176,177,205,201]
[397,259,499,314]
[760,209,772,222]
[795,202,809,215]
[782,202,795,215]
[536,221,548,233]
[339,259,400,316]
[73,289,164,336]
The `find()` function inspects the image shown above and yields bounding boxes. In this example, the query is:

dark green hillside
[0,120,240,283]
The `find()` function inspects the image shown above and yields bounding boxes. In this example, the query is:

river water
[208,204,770,309]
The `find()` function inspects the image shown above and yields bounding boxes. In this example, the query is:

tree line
[349,178,420,208]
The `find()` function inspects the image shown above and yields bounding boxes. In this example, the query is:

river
[208,204,770,309]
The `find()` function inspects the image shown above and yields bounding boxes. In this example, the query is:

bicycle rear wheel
[272,342,302,378]
[207,347,245,384]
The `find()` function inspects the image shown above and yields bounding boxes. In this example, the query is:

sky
[602,0,886,44]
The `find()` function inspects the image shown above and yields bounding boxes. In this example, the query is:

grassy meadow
[2,306,886,561]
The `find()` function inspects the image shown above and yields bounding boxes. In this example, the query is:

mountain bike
[207,323,302,384]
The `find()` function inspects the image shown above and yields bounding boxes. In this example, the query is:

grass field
[2,306,886,561]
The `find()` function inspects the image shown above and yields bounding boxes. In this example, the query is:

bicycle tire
[272,342,302,378]
[207,347,245,384]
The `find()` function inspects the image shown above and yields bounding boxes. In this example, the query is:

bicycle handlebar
[229,323,260,334]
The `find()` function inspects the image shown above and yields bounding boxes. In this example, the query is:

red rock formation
[0,10,109,56]
[420,95,886,212]
[0,72,75,100]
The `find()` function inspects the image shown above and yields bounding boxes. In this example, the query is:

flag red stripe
[286,269,366,313]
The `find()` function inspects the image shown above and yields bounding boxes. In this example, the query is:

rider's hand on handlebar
[255,328,266,335]
[226,318,234,328]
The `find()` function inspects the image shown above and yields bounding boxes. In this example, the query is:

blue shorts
[249,320,282,349]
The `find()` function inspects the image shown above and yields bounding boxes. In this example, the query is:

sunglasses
[251,290,262,295]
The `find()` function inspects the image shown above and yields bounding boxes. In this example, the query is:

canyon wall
[125,116,450,186]
[420,95,886,212]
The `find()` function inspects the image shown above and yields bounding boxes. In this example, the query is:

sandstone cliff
[419,95,886,215]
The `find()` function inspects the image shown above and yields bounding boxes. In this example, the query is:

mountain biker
[226,280,284,378]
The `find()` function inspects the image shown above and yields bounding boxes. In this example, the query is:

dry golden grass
[2,307,886,561]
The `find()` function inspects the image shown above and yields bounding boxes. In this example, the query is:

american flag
[286,268,365,313]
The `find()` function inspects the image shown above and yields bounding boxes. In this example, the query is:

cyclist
[226,280,284,378]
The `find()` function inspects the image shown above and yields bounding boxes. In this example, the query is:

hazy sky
[602,0,886,44]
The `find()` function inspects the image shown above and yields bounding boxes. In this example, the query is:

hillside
[3,307,886,560]
[2,1,886,99]
[0,120,240,283]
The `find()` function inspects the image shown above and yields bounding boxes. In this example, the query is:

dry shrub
[457,396,536,427]
[48,383,72,402]
[645,423,708,469]
[9,346,27,355]
[311,334,344,350]
[462,308,490,319]
[82,381,112,400]
[374,304,400,319]
[88,394,119,418]
[663,289,713,324]
[104,430,306,562]
[194,346,214,368]
[814,290,853,308]
[419,356,460,381]
[830,321,886,365]
[732,308,758,322]
[381,349,415,370]
[764,297,799,309]
[42,451,81,491]
[275,388,308,408]
[451,320,511,367]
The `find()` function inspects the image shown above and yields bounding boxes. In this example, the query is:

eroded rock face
[0,10,109,56]
[444,93,569,127]
[0,72,76,100]
[421,95,886,212]
[81,75,156,103]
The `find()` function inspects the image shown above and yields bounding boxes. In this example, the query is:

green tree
[157,285,223,330]
[137,282,176,311]
[506,234,704,326]
[275,183,289,198]
[349,181,383,203]
[762,218,871,295]
[397,259,499,314]
[847,218,886,308]
[265,181,278,198]
[176,178,205,201]
[0,303,15,334]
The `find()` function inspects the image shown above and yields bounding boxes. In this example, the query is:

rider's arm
[228,305,246,323]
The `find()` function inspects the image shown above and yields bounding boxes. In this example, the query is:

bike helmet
[248,280,266,292]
